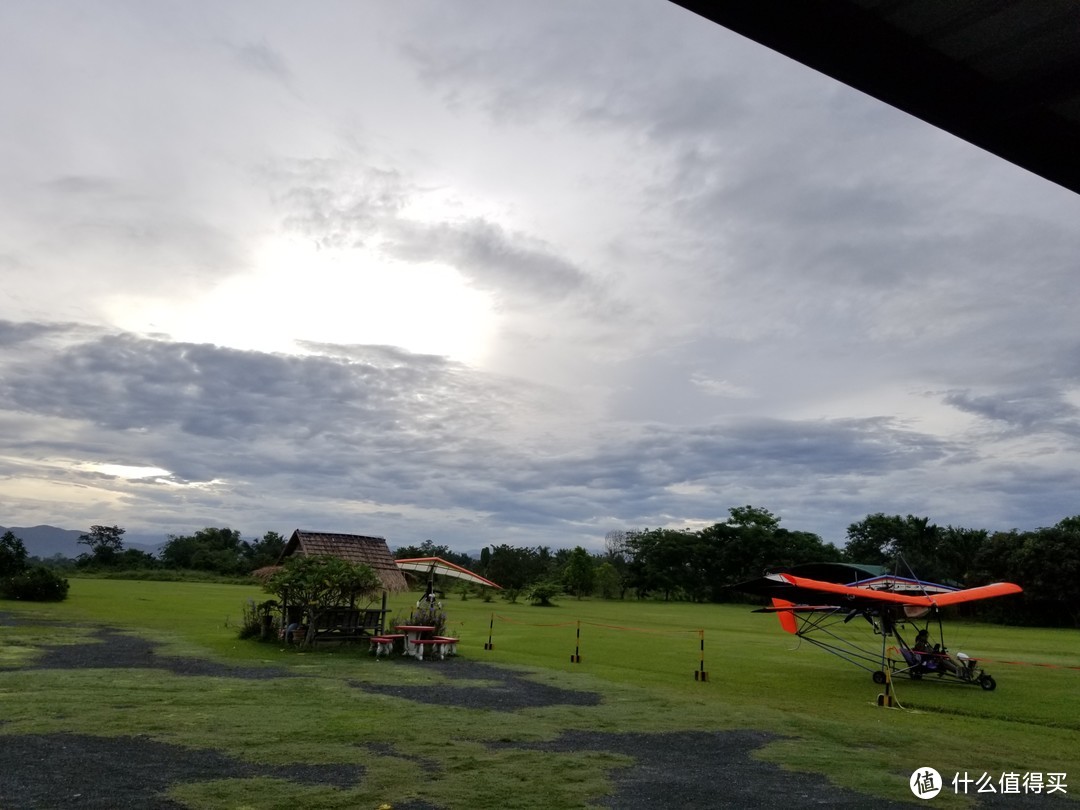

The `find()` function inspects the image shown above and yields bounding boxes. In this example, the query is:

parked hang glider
[733,563,1022,691]
[395,557,502,605]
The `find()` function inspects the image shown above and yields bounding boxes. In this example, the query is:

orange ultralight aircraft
[733,563,1022,691]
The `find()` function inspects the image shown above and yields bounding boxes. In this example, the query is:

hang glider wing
[776,572,1021,609]
[734,571,906,610]
[921,581,1022,607]
[778,573,931,606]
[733,563,1022,613]
[394,557,503,589]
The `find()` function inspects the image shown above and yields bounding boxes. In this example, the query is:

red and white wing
[779,573,1021,608]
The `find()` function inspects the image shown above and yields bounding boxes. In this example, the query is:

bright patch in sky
[83,463,172,479]
[104,238,497,365]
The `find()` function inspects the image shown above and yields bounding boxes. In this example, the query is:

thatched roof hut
[279,530,409,593]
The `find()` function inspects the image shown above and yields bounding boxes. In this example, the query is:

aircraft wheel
[872,670,887,685]
[979,675,996,691]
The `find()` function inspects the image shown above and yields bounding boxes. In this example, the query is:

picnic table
[370,630,460,660]
[394,625,436,658]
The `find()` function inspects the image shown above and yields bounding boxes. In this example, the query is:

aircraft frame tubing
[795,612,885,673]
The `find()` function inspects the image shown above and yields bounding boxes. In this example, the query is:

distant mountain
[0,525,163,559]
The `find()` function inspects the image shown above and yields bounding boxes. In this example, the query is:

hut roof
[250,565,283,582]
[280,530,409,592]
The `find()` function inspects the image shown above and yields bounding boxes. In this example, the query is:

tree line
[66,525,287,576]
[8,508,1079,625]
[397,508,1080,627]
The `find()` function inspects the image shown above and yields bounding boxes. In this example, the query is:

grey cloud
[0,324,527,487]
[552,417,947,492]
[943,389,1080,434]
[46,176,118,195]
[0,332,477,442]
[0,320,966,545]
[385,218,586,301]
[234,40,292,84]
[268,159,409,249]
[0,320,58,347]
[400,0,758,136]
[267,159,589,303]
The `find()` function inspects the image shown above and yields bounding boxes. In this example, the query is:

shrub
[409,600,448,637]
[527,581,561,607]
[237,598,279,640]
[1,566,70,601]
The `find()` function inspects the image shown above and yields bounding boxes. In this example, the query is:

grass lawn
[1,578,1078,808]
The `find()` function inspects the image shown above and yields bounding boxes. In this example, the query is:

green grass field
[1,579,1078,808]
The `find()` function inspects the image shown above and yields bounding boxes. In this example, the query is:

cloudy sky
[3,1,1079,552]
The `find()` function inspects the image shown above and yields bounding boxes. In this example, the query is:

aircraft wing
[920,581,1022,606]
[732,572,898,609]
[394,556,503,589]
[733,570,1021,610]
[777,573,1021,608]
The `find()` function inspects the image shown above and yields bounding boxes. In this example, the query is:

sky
[2,1,1080,553]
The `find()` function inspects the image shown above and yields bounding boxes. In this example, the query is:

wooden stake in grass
[694,629,709,682]
[570,620,582,663]
[484,612,495,650]
[876,669,895,707]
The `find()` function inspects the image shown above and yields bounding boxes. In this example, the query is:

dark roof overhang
[670,0,1080,196]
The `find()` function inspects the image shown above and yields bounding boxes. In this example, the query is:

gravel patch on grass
[26,625,295,679]
[495,729,909,809]
[0,614,292,679]
[349,658,602,711]
[0,732,365,810]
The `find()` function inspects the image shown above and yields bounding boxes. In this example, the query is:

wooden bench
[310,607,391,645]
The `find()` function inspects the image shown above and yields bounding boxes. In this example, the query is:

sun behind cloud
[103,236,498,365]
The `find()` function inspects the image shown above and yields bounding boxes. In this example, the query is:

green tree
[625,528,695,600]
[624,507,841,604]
[594,561,623,599]
[264,555,381,648]
[526,581,562,607]
[484,544,542,602]
[242,531,286,570]
[601,530,631,598]
[0,530,29,577]
[77,525,126,567]
[161,527,244,574]
[936,525,989,583]
[843,514,943,580]
[562,546,596,599]
[603,530,631,563]
[970,518,1080,627]
[727,505,781,531]
[116,548,158,569]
